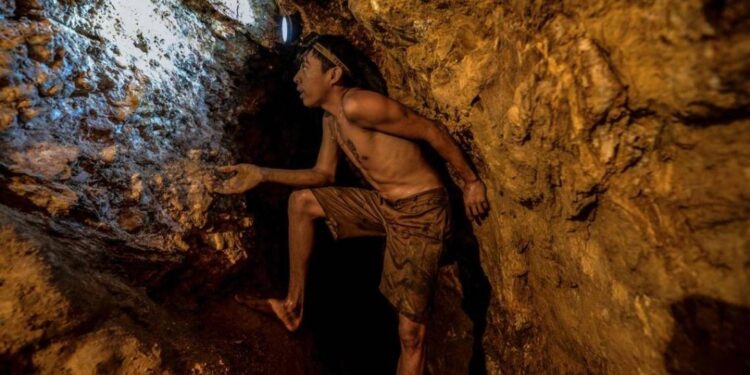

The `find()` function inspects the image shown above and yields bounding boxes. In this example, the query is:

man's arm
[260,115,339,186]
[342,90,489,220]
[213,117,339,194]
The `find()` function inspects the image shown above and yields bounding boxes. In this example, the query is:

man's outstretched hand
[212,163,263,194]
[463,179,489,224]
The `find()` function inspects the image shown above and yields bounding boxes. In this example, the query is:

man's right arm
[213,117,339,194]
[260,115,338,187]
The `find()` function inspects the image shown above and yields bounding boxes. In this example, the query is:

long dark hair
[297,34,388,96]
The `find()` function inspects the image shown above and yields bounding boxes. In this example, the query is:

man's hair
[297,34,388,96]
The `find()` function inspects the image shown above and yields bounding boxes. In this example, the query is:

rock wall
[343,0,750,373]
[0,0,280,287]
[0,0,300,372]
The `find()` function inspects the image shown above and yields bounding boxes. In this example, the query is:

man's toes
[234,294,273,314]
[282,315,302,332]
[286,309,303,332]
[269,300,303,332]
[286,321,301,332]
[236,296,303,331]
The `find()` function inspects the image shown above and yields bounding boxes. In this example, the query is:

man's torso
[325,107,443,200]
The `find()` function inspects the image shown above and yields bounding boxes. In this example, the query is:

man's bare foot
[234,295,302,332]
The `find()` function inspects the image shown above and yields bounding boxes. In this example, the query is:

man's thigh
[309,187,386,240]
[289,189,326,218]
[378,187,450,323]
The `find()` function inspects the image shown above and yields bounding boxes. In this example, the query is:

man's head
[293,34,386,108]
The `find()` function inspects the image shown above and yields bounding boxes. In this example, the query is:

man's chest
[332,116,375,166]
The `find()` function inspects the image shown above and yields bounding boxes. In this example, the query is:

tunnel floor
[204,229,402,375]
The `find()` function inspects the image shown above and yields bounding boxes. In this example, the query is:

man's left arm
[343,90,489,221]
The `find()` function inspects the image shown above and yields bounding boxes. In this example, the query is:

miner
[214,34,488,375]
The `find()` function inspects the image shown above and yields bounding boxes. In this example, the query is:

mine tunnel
[1,0,749,374]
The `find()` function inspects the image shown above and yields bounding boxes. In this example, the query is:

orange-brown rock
[345,0,750,373]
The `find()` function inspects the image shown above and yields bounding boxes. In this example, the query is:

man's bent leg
[396,313,427,375]
[237,189,324,332]
[285,189,325,324]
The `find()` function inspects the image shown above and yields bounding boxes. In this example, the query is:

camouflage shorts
[310,186,451,323]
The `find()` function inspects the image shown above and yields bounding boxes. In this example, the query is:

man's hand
[212,164,264,194]
[463,179,489,223]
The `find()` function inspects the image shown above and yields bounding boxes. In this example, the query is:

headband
[311,42,352,77]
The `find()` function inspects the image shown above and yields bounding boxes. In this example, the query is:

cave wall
[0,0,281,287]
[0,0,285,372]
[342,0,750,373]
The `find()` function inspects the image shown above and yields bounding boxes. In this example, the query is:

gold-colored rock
[18,106,42,122]
[74,73,96,93]
[0,51,12,68]
[8,142,79,180]
[187,149,203,160]
[16,98,33,109]
[99,145,117,163]
[0,107,17,131]
[117,207,146,232]
[29,44,52,62]
[151,174,164,189]
[129,173,144,201]
[0,34,24,50]
[26,33,52,46]
[39,81,63,97]
[173,234,190,251]
[109,106,133,122]
[206,233,226,251]
[8,176,79,216]
[0,86,18,103]
[240,217,253,228]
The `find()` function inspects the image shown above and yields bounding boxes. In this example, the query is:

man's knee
[398,315,426,352]
[288,189,324,218]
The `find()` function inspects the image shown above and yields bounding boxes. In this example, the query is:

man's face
[293,51,330,108]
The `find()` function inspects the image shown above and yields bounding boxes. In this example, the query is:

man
[214,35,488,375]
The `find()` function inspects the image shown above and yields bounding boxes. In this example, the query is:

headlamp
[279,13,301,44]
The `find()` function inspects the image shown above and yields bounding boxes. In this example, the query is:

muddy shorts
[310,186,451,323]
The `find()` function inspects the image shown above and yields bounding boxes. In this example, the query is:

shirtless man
[214,35,488,375]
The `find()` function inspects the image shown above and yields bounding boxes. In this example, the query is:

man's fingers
[472,208,482,224]
[474,203,487,222]
[214,181,237,195]
[469,204,480,219]
[217,188,240,195]
[216,165,237,173]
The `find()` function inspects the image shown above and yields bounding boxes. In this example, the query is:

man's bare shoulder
[342,88,406,125]
[343,88,389,112]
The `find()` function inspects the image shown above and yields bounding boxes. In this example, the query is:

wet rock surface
[0,0,261,276]
[0,0,325,373]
